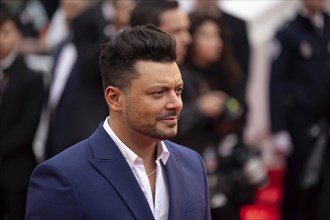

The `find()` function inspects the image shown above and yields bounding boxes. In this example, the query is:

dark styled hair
[99,24,176,91]
[130,0,179,27]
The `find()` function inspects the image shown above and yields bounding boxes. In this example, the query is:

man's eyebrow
[147,83,184,91]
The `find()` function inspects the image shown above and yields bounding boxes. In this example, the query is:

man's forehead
[134,61,181,81]
[135,60,178,72]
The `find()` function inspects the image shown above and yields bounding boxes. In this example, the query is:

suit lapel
[163,141,185,220]
[88,125,154,220]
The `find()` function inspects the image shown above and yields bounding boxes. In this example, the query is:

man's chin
[154,130,177,140]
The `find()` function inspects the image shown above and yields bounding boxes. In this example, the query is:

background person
[130,0,191,65]
[192,0,251,86]
[269,0,330,219]
[0,10,44,220]
[175,11,259,220]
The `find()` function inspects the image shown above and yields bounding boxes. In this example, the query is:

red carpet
[240,169,284,220]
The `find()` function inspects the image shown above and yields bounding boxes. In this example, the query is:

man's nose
[166,91,183,111]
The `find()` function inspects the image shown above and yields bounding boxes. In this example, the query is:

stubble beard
[125,105,179,140]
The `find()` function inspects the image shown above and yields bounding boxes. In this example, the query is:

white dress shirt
[103,117,170,220]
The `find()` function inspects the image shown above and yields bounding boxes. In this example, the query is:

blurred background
[0,0,329,219]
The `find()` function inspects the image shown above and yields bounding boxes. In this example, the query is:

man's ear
[105,86,123,112]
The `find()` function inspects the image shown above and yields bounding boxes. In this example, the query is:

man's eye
[152,91,165,96]
[176,87,184,95]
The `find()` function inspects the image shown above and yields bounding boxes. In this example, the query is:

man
[269,0,330,219]
[130,0,191,64]
[0,10,44,220]
[25,24,211,220]
[130,3,258,220]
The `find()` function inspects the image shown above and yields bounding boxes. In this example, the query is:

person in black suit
[45,1,106,158]
[45,0,135,158]
[269,0,330,219]
[72,0,135,52]
[0,10,44,220]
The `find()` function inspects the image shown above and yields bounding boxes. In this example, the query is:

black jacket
[0,55,44,189]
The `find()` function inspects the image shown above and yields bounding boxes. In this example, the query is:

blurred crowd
[0,0,329,220]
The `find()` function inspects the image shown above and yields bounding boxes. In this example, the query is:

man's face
[159,9,191,64]
[0,20,21,60]
[123,61,183,140]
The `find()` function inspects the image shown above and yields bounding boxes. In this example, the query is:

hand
[272,131,293,156]
[197,91,227,119]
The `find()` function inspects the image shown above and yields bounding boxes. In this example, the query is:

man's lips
[159,116,179,127]
[160,116,178,121]
[158,115,180,126]
[157,113,180,121]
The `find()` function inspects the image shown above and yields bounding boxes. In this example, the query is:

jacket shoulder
[45,139,92,168]
[164,140,203,162]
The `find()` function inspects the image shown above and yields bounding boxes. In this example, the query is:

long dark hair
[187,11,241,92]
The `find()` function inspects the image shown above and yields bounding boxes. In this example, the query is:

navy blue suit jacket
[26,124,211,220]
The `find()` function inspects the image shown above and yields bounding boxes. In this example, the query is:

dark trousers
[314,141,330,220]
[282,111,320,220]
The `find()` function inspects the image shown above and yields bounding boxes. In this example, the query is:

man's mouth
[160,116,178,121]
[158,114,180,126]
[158,113,180,121]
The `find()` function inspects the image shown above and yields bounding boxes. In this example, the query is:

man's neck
[108,116,158,162]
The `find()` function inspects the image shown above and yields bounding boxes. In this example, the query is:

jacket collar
[88,124,185,219]
[163,141,185,220]
[88,124,154,219]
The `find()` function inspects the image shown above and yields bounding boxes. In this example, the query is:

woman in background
[175,10,245,154]
[174,11,257,220]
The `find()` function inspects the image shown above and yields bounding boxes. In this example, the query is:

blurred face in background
[191,20,223,67]
[302,0,328,14]
[0,19,21,60]
[195,0,218,9]
[159,8,192,64]
[113,0,135,31]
